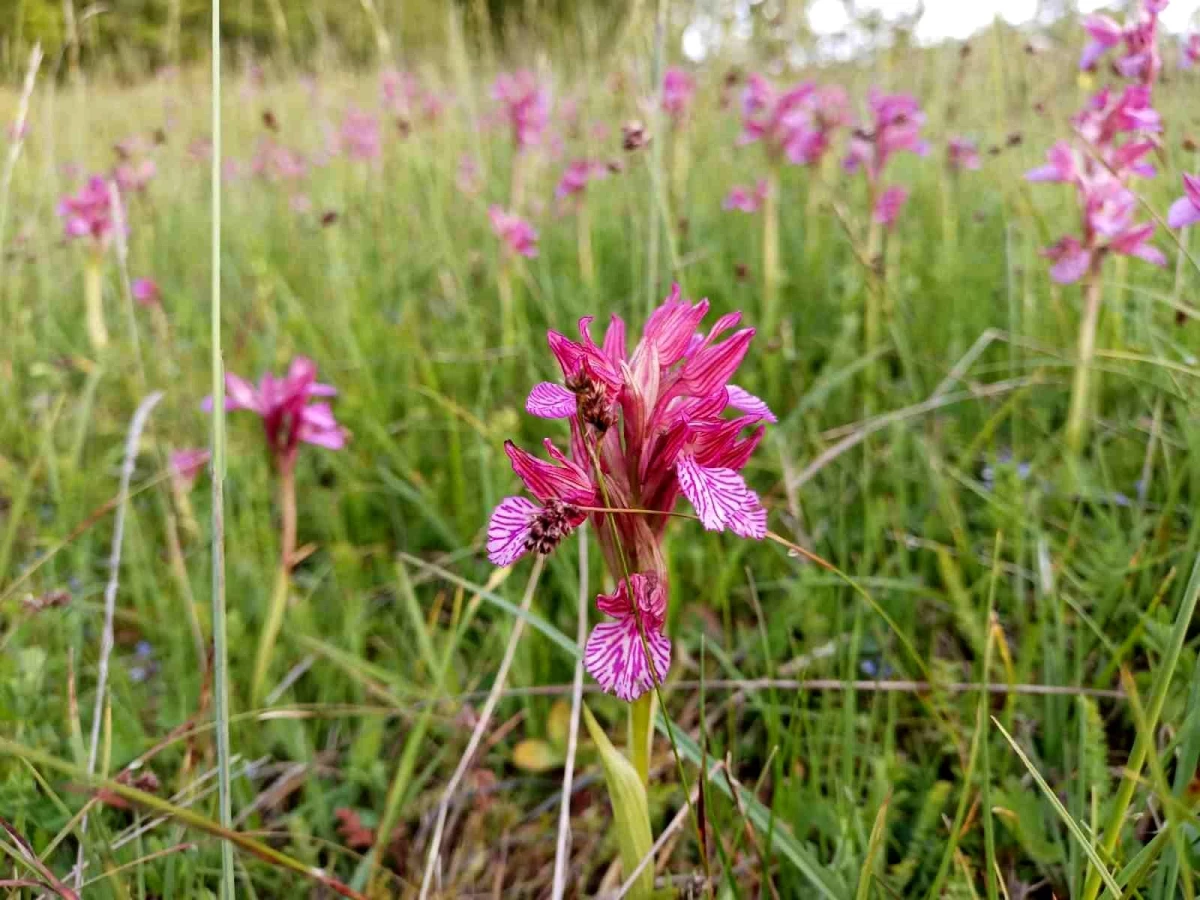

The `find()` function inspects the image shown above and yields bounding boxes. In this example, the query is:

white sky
[807,0,1199,42]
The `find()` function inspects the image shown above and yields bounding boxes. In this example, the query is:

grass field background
[1,5,1200,897]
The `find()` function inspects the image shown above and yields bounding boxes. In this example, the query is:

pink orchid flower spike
[487,286,773,701]
[203,356,347,470]
[1167,174,1200,229]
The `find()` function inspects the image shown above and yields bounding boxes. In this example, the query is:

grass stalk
[1064,264,1103,458]
[209,2,236,894]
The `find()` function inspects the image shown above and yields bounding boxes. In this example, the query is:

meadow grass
[1,11,1200,898]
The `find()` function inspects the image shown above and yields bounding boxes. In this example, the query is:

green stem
[84,256,108,352]
[250,463,296,707]
[1065,265,1103,458]
[628,690,655,787]
[762,163,780,339]
[499,262,515,349]
[577,199,595,291]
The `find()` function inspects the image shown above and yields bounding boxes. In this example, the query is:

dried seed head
[524,499,582,555]
[622,120,650,152]
[566,371,618,433]
[262,109,279,131]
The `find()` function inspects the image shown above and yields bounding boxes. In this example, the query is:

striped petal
[584,616,671,702]
[526,382,576,418]
[725,385,777,423]
[676,452,753,533]
[486,496,537,566]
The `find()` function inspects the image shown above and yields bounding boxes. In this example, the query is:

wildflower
[843,89,929,184]
[170,448,210,492]
[203,357,347,470]
[56,177,118,247]
[740,75,847,166]
[1183,34,1200,69]
[873,186,909,228]
[132,277,160,307]
[457,155,482,196]
[1080,0,1167,85]
[662,67,695,124]
[338,108,381,162]
[622,120,650,152]
[114,159,156,194]
[583,573,672,702]
[555,160,608,200]
[722,180,770,213]
[1167,174,1200,228]
[488,287,772,700]
[492,70,550,151]
[946,136,981,171]
[489,206,538,258]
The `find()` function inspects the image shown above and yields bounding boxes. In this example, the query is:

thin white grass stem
[209,1,236,896]
[0,43,43,323]
[551,524,588,899]
[74,391,162,887]
[418,556,544,899]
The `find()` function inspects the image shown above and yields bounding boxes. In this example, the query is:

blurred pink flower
[722,180,770,213]
[1167,174,1200,228]
[1182,34,1200,69]
[873,186,909,228]
[170,448,210,492]
[946,136,981,171]
[489,287,772,700]
[489,206,539,258]
[1080,0,1166,85]
[289,193,312,215]
[662,67,696,123]
[740,75,846,166]
[56,177,118,247]
[492,70,550,151]
[114,159,156,194]
[132,277,160,307]
[457,155,481,196]
[843,89,929,184]
[252,138,308,182]
[555,159,607,199]
[338,108,381,161]
[203,357,347,469]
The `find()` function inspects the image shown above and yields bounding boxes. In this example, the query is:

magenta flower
[722,180,770,213]
[338,108,381,162]
[1038,176,1165,283]
[489,206,539,258]
[584,573,672,701]
[252,138,308,183]
[1167,174,1200,228]
[56,177,118,247]
[132,277,160,307]
[873,186,909,228]
[114,159,156,194]
[1080,0,1166,85]
[1183,34,1200,69]
[555,159,608,200]
[487,287,773,700]
[946,137,981,172]
[203,357,347,469]
[843,89,929,184]
[662,67,696,124]
[740,75,846,166]
[170,448,211,492]
[492,70,550,151]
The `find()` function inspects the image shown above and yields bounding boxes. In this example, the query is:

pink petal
[679,328,755,397]
[1184,173,1200,209]
[1049,247,1092,284]
[486,496,538,566]
[504,440,594,504]
[1168,196,1200,229]
[526,382,576,418]
[725,385,776,423]
[583,616,672,701]
[676,452,755,533]
[727,491,767,539]
[224,374,262,412]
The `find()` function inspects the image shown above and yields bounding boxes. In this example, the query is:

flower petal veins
[726,385,776,423]
[676,452,760,534]
[583,616,672,702]
[486,496,539,566]
[526,382,577,418]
